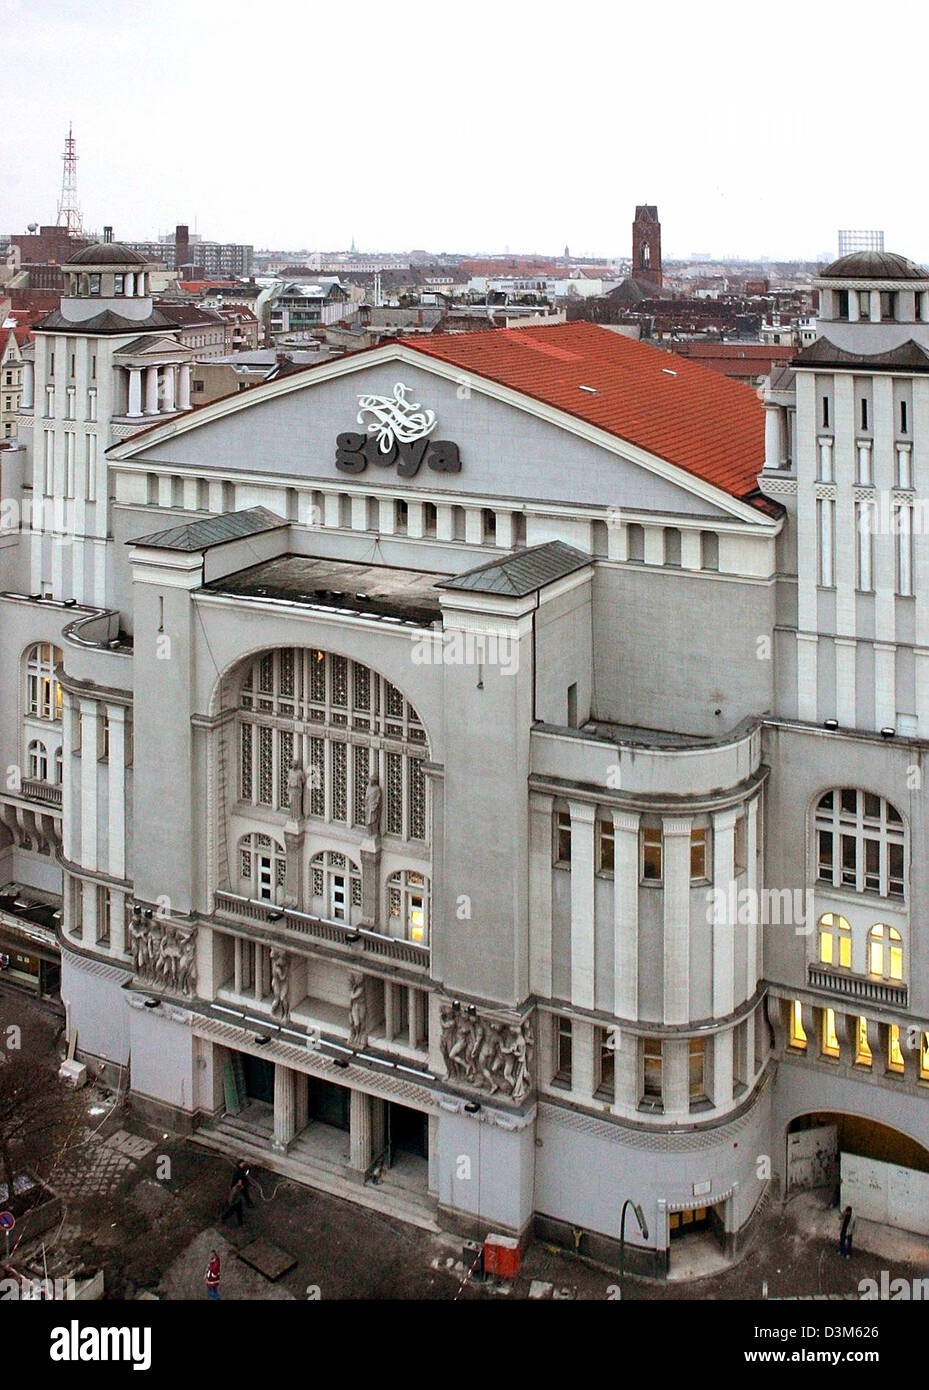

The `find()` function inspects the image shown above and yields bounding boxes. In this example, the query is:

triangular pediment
[108,340,774,526]
[113,335,191,360]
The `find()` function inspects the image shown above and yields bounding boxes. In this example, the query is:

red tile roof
[401,322,767,508]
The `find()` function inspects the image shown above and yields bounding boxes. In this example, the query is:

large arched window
[237,649,428,842]
[238,832,286,903]
[387,869,430,945]
[310,850,361,923]
[815,789,904,899]
[818,912,851,969]
[867,923,903,981]
[25,644,63,721]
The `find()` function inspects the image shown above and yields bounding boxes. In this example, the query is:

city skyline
[3,0,928,265]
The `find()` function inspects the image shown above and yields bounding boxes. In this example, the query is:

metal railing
[808,964,908,1009]
[213,891,428,969]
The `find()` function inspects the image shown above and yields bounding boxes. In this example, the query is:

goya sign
[336,383,461,477]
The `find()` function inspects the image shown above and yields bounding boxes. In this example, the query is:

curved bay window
[238,832,286,903]
[238,649,428,842]
[867,923,903,982]
[310,850,362,923]
[26,643,63,721]
[815,789,904,899]
[387,869,430,944]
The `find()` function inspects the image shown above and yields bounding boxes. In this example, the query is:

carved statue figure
[127,904,146,974]
[177,934,197,998]
[270,948,289,1020]
[160,921,182,990]
[287,759,306,820]
[364,775,382,835]
[439,1002,534,1102]
[348,973,368,1049]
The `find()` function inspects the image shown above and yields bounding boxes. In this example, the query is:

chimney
[103,226,113,244]
[176,224,190,271]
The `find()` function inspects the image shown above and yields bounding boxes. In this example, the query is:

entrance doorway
[387,1102,428,1160]
[242,1053,274,1104]
[669,1206,710,1239]
[307,1076,350,1131]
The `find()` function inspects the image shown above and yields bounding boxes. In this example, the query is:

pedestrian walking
[234,1159,255,1208]
[205,1249,221,1300]
[839,1205,856,1258]
[222,1175,248,1227]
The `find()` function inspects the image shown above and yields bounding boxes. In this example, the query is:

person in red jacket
[205,1249,221,1299]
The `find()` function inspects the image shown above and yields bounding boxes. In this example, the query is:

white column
[796,632,818,722]
[568,800,596,1010]
[712,1030,733,1110]
[144,365,160,415]
[127,367,143,418]
[496,511,515,549]
[79,699,98,872]
[349,1089,372,1171]
[163,364,176,413]
[464,508,483,545]
[110,888,126,959]
[662,819,691,1025]
[178,363,191,410]
[407,500,425,538]
[273,1065,296,1152]
[874,643,896,730]
[764,406,785,468]
[834,638,856,727]
[61,695,75,863]
[663,1038,689,1120]
[711,809,737,1019]
[745,797,760,997]
[106,703,126,881]
[323,493,341,527]
[22,361,34,409]
[612,810,639,1020]
[377,498,395,534]
[528,795,554,997]
[435,504,454,542]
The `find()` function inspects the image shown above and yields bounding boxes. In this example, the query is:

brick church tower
[632,204,662,288]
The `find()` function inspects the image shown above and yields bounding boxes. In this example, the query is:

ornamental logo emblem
[336,382,461,477]
[355,383,437,453]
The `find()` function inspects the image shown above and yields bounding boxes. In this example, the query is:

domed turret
[59,231,155,323]
[813,248,929,353]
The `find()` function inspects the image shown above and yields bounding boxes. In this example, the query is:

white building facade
[2,242,928,1273]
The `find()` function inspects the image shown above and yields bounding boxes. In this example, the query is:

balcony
[212,891,429,972]
[808,964,908,1010]
[21,779,63,808]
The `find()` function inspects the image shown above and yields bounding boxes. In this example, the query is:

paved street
[2,985,926,1302]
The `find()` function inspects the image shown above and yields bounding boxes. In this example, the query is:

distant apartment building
[126,225,253,281]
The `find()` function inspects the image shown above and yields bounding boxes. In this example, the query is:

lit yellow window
[855,1016,872,1067]
[409,895,425,943]
[869,924,904,981]
[789,1000,807,1049]
[888,1024,905,1073]
[822,1008,840,1059]
[818,913,851,968]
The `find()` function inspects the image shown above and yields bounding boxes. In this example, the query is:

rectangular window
[733,815,747,873]
[641,826,662,881]
[689,1037,706,1100]
[89,274,100,295]
[896,504,913,596]
[114,274,124,294]
[821,1007,840,1059]
[887,1024,904,1074]
[700,531,719,571]
[555,810,572,865]
[96,886,111,946]
[858,291,871,320]
[86,432,97,501]
[818,498,835,587]
[626,523,644,562]
[597,819,614,873]
[664,527,681,567]
[880,291,896,321]
[860,397,869,431]
[99,713,110,761]
[789,1000,807,1050]
[920,1032,929,1082]
[65,432,75,497]
[642,1038,663,1102]
[900,400,908,434]
[822,395,830,428]
[69,353,75,378]
[690,827,708,882]
[553,1016,572,1087]
[595,1027,615,1101]
[855,1016,872,1067]
[856,503,873,591]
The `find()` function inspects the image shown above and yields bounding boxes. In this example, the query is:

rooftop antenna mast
[56,123,83,235]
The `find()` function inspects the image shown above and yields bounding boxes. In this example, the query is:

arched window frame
[238,832,286,903]
[818,912,852,970]
[236,649,428,843]
[387,869,430,945]
[309,850,362,923]
[867,922,904,982]
[814,788,905,900]
[27,739,48,782]
[25,643,63,721]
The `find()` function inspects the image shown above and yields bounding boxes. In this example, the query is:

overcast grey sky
[3,0,927,262]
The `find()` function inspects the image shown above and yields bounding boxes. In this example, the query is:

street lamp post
[618,1199,649,1300]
